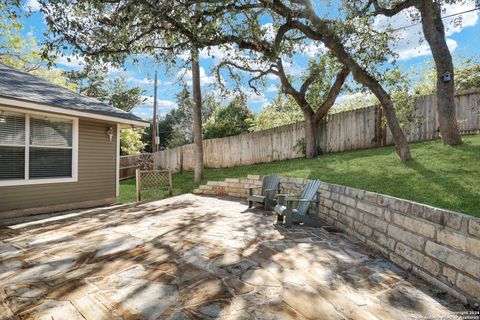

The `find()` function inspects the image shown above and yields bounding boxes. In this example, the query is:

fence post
[136,168,141,202]
[179,146,184,173]
[168,170,173,195]
[374,106,388,147]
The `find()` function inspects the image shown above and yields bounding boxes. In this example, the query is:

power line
[389,7,480,32]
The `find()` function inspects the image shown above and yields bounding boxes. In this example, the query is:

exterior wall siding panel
[0,118,117,216]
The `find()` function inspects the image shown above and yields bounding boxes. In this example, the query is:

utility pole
[152,70,158,153]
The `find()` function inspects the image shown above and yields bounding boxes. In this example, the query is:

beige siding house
[0,63,148,218]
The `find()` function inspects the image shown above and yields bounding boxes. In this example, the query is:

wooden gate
[135,169,172,202]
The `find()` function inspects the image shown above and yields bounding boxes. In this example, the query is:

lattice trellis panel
[136,169,172,201]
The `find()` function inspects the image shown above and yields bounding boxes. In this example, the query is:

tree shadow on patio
[0,194,467,319]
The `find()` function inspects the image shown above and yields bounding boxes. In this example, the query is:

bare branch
[217,60,277,95]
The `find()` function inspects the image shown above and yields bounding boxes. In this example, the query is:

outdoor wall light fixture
[106,127,114,142]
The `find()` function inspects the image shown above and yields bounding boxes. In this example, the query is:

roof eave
[0,95,149,127]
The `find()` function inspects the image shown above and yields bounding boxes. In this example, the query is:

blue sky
[20,0,480,120]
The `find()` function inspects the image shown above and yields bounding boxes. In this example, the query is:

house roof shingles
[0,63,146,123]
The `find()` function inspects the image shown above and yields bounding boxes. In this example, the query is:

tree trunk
[304,114,319,159]
[191,46,204,183]
[419,0,462,145]
[305,29,412,161]
[352,71,411,160]
[268,5,412,161]
[380,96,412,161]
[329,47,412,161]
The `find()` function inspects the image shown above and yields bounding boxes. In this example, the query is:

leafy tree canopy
[64,64,109,100]
[64,63,146,112]
[203,97,254,139]
[414,56,480,94]
[0,3,75,90]
[0,3,43,71]
[249,95,303,131]
[141,84,219,150]
[109,77,146,112]
[120,128,146,155]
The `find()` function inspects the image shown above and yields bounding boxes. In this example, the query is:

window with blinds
[0,109,76,184]
[0,111,26,180]
[29,116,73,179]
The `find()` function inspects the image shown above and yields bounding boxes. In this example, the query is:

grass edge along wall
[122,136,480,217]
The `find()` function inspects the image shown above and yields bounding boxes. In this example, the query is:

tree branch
[217,60,277,94]
[372,0,419,17]
[276,58,313,116]
[299,71,317,97]
[314,65,350,122]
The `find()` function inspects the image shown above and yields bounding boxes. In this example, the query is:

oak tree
[39,0,412,161]
[348,0,465,145]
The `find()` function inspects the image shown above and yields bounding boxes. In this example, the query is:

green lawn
[119,135,480,217]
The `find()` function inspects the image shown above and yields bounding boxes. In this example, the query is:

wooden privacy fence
[154,89,480,171]
[119,153,154,180]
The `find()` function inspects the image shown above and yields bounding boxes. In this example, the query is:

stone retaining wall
[193,175,480,307]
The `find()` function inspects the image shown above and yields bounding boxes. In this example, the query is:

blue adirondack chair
[247,174,280,210]
[274,179,322,228]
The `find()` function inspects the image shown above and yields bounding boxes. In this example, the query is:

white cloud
[199,45,233,62]
[56,55,85,69]
[334,93,364,106]
[266,73,278,80]
[282,59,303,76]
[24,0,41,12]
[56,54,123,74]
[131,106,152,120]
[398,38,458,61]
[298,42,327,58]
[127,77,154,85]
[260,23,276,42]
[443,3,479,35]
[265,84,279,93]
[177,51,190,61]
[176,44,233,63]
[157,100,177,109]
[247,94,268,104]
[176,66,216,86]
[133,99,177,119]
[243,88,270,108]
[373,1,479,61]
[141,96,178,110]
[106,65,123,75]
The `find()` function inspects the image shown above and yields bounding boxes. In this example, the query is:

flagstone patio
[0,194,466,319]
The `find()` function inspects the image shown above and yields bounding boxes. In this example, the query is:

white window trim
[0,106,78,187]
